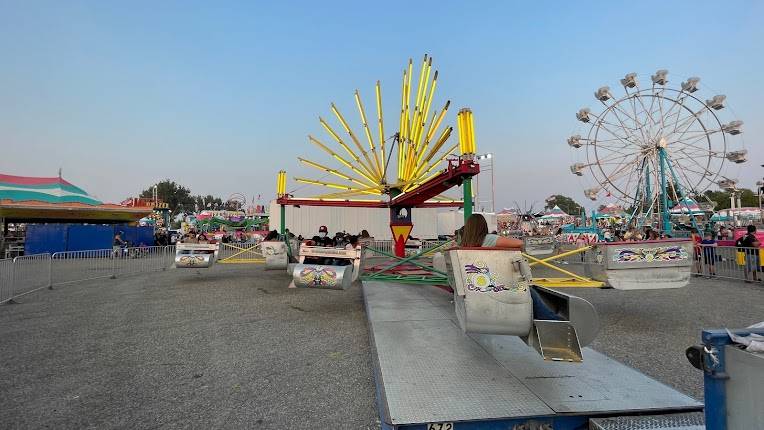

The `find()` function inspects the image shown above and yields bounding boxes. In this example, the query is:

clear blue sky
[1,0,762,210]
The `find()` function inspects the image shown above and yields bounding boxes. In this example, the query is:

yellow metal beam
[527,246,593,267]
[330,103,380,181]
[294,177,380,195]
[312,184,385,199]
[412,127,454,181]
[375,80,386,179]
[522,252,593,283]
[354,90,382,176]
[308,135,378,185]
[531,278,605,288]
[297,157,374,188]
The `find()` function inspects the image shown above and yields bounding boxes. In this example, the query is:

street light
[757,179,764,223]
[475,153,495,213]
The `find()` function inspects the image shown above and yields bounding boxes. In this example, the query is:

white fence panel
[0,258,13,304]
[9,254,51,301]
[51,249,114,286]
[114,246,170,277]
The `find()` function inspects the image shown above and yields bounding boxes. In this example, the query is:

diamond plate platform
[363,281,703,428]
[590,412,704,430]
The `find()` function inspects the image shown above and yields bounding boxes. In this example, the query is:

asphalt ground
[1,261,762,429]
[0,265,378,429]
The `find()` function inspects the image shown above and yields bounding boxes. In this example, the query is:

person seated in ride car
[460,214,560,320]
[460,214,522,249]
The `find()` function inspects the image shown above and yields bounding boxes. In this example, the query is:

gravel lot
[1,262,761,429]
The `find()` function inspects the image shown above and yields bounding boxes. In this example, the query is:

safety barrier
[6,254,52,303]
[0,258,14,303]
[114,246,171,277]
[1,246,177,305]
[694,244,764,282]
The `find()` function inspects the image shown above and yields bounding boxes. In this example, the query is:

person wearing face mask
[317,226,333,246]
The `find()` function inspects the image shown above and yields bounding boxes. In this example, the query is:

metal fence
[695,245,763,282]
[1,246,176,305]
[0,258,16,304]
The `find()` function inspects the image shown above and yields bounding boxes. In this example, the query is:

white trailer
[269,200,439,240]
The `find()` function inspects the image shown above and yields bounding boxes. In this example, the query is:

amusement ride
[568,70,747,234]
[275,54,480,257]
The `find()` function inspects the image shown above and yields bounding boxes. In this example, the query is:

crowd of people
[691,225,761,282]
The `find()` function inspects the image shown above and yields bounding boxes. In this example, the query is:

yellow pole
[420,70,438,141]
[406,110,436,179]
[412,57,432,147]
[407,141,458,190]
[398,69,406,180]
[308,135,378,185]
[298,157,374,187]
[467,110,477,154]
[294,177,381,194]
[527,246,593,267]
[415,126,454,178]
[457,110,467,154]
[404,58,413,140]
[522,253,593,282]
[312,184,386,199]
[375,80,386,179]
[320,115,378,181]
[331,103,380,180]
[355,90,382,176]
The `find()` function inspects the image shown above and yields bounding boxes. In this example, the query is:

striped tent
[0,174,102,205]
[0,173,151,222]
[670,197,703,215]
[539,205,569,219]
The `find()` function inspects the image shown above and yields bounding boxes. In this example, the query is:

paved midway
[0,264,761,429]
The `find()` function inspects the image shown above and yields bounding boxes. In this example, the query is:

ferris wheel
[568,70,747,226]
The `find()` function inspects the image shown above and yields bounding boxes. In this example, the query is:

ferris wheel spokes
[568,69,746,230]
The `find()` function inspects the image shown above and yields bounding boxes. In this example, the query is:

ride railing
[694,244,764,282]
[1,246,177,305]
[548,241,764,284]
[366,240,393,254]
[217,242,263,263]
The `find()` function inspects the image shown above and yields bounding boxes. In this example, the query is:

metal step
[590,413,704,430]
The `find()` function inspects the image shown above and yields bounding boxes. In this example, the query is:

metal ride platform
[363,281,703,430]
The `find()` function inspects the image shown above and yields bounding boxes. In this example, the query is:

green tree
[193,195,224,211]
[545,195,583,216]
[140,180,194,213]
[703,188,759,210]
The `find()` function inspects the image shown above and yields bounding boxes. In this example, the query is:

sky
[1,0,762,211]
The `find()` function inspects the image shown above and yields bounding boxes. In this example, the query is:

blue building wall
[24,224,154,254]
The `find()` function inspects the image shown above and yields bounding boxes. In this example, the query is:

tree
[703,188,759,210]
[193,195,224,211]
[140,180,194,213]
[545,195,583,216]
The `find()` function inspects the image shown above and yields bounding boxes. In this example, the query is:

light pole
[475,153,495,213]
[757,180,764,223]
